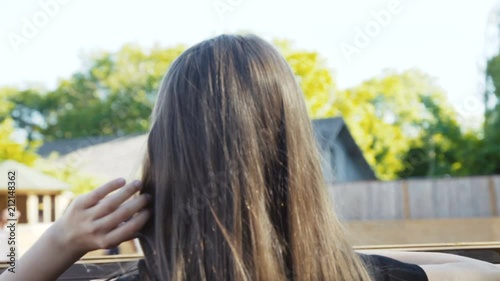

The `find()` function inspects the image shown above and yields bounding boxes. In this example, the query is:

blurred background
[1,0,500,258]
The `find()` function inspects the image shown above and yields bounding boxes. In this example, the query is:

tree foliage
[0,118,40,165]
[483,53,500,174]
[2,39,495,184]
[7,44,186,141]
[0,88,40,165]
[275,41,468,179]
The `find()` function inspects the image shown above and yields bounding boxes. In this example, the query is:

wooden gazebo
[0,160,72,224]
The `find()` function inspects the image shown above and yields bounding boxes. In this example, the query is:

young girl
[2,34,499,281]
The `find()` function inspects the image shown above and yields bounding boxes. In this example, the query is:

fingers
[94,193,150,232]
[55,177,151,254]
[79,178,126,209]
[91,180,143,219]
[102,208,151,248]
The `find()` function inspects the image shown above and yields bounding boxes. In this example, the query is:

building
[0,160,72,224]
[38,134,148,183]
[312,117,376,183]
[38,117,376,184]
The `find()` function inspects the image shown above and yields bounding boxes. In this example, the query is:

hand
[49,178,151,258]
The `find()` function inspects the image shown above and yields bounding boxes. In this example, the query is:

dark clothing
[116,254,428,281]
[359,254,428,281]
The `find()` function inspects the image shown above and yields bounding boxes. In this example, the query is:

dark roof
[37,118,376,182]
[0,160,70,191]
[312,117,377,180]
[37,133,143,157]
[39,134,148,182]
[312,117,344,141]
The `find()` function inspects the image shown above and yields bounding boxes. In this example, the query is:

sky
[1,0,498,127]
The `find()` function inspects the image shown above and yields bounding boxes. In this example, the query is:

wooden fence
[328,175,500,220]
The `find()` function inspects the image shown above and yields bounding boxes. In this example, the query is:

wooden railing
[1,243,500,280]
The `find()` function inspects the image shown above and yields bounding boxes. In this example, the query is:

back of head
[139,34,372,281]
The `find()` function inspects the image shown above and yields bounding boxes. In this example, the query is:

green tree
[483,54,500,174]
[7,88,48,141]
[8,44,186,141]
[335,70,463,180]
[275,40,468,179]
[274,39,336,117]
[0,88,41,165]
[398,95,481,178]
[0,118,40,165]
[5,40,483,181]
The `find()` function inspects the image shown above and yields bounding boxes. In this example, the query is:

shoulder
[358,253,429,281]
[114,256,428,281]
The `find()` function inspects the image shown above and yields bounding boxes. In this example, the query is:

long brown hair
[139,34,372,281]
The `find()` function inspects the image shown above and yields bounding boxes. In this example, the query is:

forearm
[421,262,500,281]
[0,224,82,281]
[0,178,149,281]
